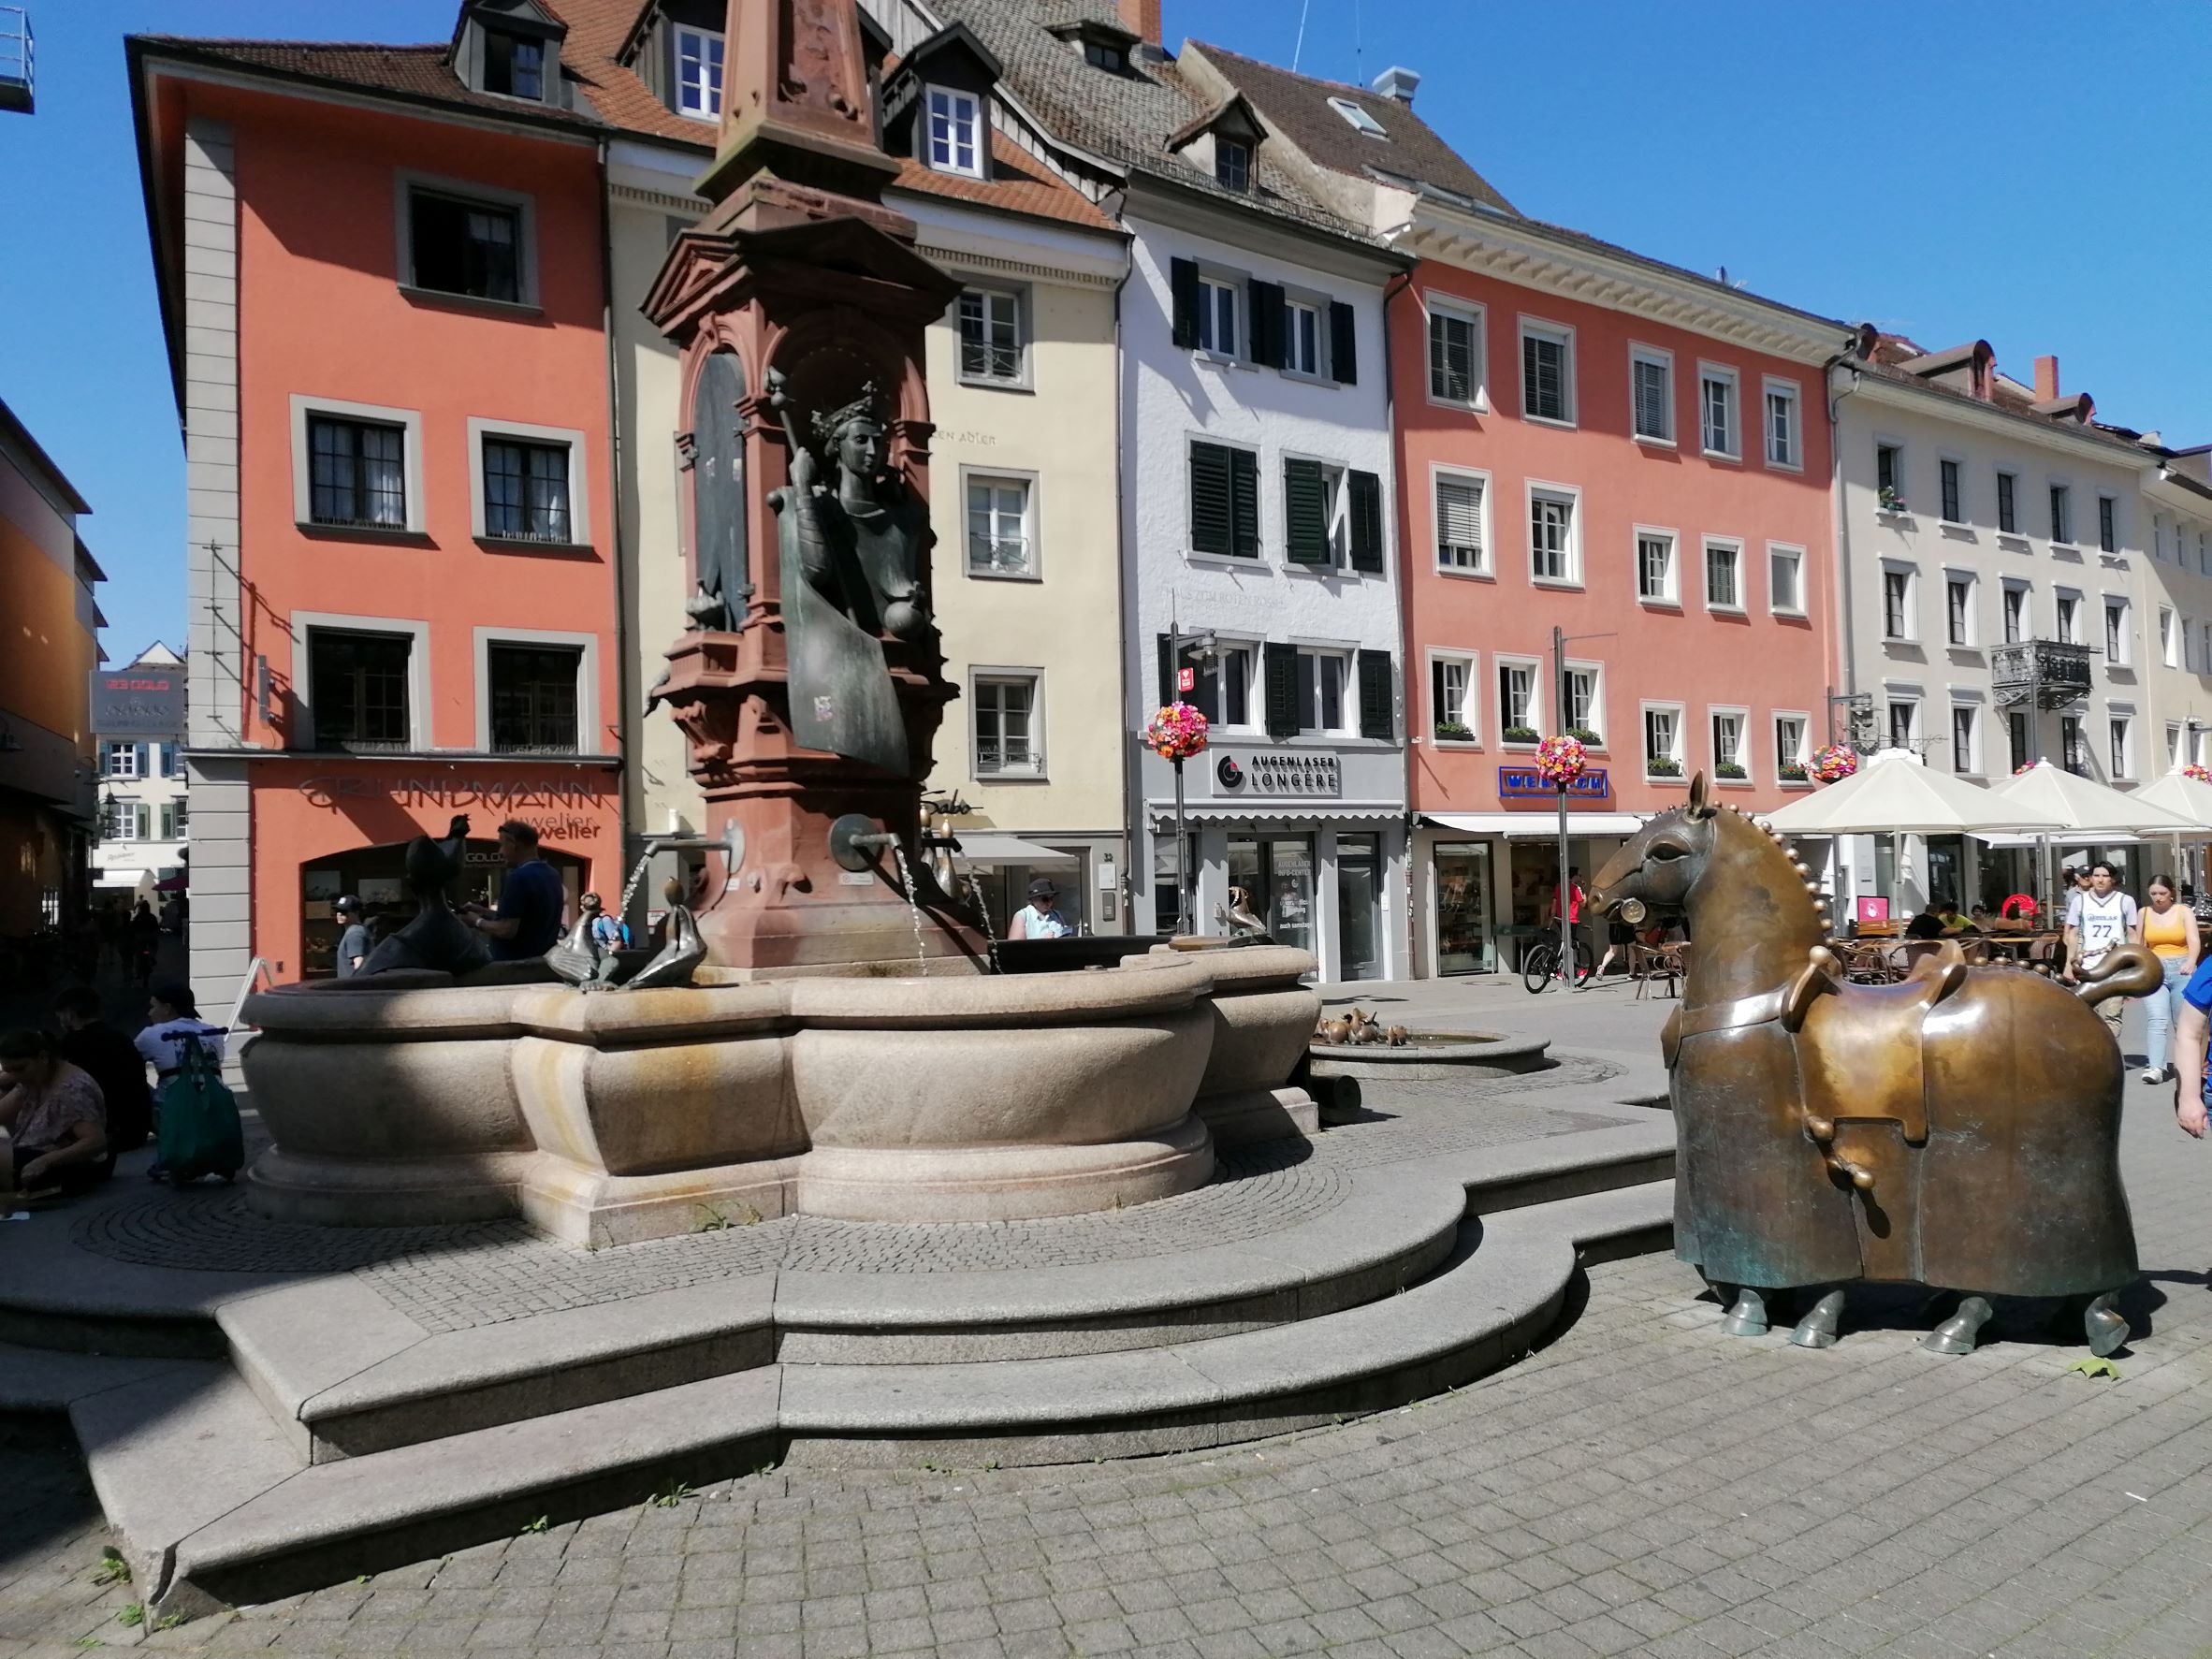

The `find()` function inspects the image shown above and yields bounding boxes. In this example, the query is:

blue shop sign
[1497,766,1610,801]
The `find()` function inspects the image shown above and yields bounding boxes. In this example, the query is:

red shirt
[1553,883,1583,924]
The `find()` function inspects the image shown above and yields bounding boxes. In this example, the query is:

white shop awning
[953,834,1079,866]
[1422,812,1651,838]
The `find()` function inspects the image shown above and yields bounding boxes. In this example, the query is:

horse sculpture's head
[1588,770,1724,923]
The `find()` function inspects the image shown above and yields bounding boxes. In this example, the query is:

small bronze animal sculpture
[1216,885,1270,939]
[546,894,622,992]
[1590,771,2156,1357]
[1315,1017,1352,1046]
[357,814,491,978]
[622,877,707,990]
[1383,1025,1410,1048]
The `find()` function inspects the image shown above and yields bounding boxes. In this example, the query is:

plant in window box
[1565,726,1601,746]
[1779,761,1809,781]
[1502,724,1539,744]
[1714,761,1748,779]
[1645,756,1681,777]
[1878,486,1908,514]
[1433,720,1474,742]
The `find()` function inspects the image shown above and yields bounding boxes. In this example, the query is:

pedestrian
[460,820,566,959]
[134,981,227,1084]
[1008,878,1071,939]
[127,900,160,985]
[332,895,371,980]
[0,1027,111,1200]
[2063,862,2141,1049]
[1546,866,1588,985]
[51,986,153,1153]
[587,895,629,952]
[2139,874,2199,1084]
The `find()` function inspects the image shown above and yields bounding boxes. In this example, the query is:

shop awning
[1148,806,1404,824]
[953,834,1079,866]
[1422,812,1651,838]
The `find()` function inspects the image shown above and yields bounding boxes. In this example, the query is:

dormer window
[1215,138,1251,192]
[459,2,564,108]
[1084,38,1127,72]
[674,24,723,120]
[483,28,544,99]
[1329,96,1386,138]
[926,86,983,177]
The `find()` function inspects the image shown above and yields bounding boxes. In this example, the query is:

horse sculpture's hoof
[1788,1288,1847,1348]
[1920,1294,1995,1355]
[2083,1290,2129,1357]
[1721,1287,1770,1337]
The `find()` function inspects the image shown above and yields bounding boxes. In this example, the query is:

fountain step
[84,1180,1669,1618]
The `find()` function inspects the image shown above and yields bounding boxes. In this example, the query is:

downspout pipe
[595,138,640,926]
[1378,264,1416,976]
[1825,344,1863,706]
[1110,248,1139,935]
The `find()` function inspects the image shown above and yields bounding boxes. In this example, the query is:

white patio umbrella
[2111,769,2212,890]
[1986,759,2200,904]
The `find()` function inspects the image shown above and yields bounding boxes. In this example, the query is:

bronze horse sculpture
[1589,772,2161,1356]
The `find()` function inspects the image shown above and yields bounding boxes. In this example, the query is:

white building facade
[93,644,190,900]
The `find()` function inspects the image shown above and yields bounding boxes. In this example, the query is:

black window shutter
[1171,257,1201,350]
[1156,633,1174,707]
[1250,281,1286,369]
[1348,470,1384,572]
[1230,447,1259,558]
[1284,458,1330,565]
[1330,300,1358,385]
[1358,649,1395,739]
[1264,643,1301,740]
[1188,442,1231,555]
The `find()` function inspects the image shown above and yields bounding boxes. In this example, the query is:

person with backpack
[134,981,227,1082]
[132,982,240,1186]
[0,1027,111,1199]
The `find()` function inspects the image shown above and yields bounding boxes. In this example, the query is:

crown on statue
[811,383,886,444]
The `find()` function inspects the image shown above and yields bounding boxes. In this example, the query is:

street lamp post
[1548,624,1614,990]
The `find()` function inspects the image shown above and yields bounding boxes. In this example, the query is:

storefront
[947,831,1127,939]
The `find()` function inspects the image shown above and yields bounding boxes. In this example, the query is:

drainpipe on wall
[1110,253,1140,935]
[1378,264,1417,977]
[1825,343,1864,912]
[595,138,639,916]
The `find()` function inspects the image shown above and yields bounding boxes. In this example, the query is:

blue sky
[5,1,2207,666]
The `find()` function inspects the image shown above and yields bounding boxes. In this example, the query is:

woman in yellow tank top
[2140,875,2200,1084]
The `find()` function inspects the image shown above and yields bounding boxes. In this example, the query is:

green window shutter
[1230,446,1259,558]
[1263,643,1301,740]
[1348,470,1384,573]
[1284,458,1330,565]
[1358,649,1395,740]
[1188,441,1232,555]
[1170,257,1201,350]
[1249,281,1286,369]
[1329,300,1358,385]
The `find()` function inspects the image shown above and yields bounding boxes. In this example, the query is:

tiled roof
[1183,42,1514,215]
[928,0,1382,248]
[1860,331,2138,453]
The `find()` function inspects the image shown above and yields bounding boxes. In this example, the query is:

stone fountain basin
[1307,1030,1553,1082]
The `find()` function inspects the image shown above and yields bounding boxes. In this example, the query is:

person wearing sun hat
[1008,877,1071,939]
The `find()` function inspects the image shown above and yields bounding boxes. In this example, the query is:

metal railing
[1989,639,2093,708]
[0,8,33,115]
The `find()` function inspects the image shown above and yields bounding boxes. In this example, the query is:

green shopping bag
[154,1032,244,1185]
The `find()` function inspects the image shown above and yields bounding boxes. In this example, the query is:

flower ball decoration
[1145,703,1210,763]
[2185,764,2212,784]
[1809,745,1858,783]
[1534,734,1587,786]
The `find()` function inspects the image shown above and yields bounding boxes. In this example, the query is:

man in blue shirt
[462,820,566,960]
[2173,953,2212,1138]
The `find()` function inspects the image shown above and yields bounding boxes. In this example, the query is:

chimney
[2034,355,2059,401]
[1372,65,1419,104]
[1115,0,1161,45]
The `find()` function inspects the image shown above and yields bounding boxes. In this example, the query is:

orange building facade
[133,39,622,997]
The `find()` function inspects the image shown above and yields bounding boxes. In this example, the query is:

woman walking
[2141,873,2200,1084]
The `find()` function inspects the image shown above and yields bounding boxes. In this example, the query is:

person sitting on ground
[0,1027,111,1199]
[51,986,152,1154]
[134,982,227,1086]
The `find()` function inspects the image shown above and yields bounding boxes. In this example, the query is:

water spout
[889,843,927,970]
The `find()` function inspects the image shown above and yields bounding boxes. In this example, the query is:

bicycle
[1521,932,1594,994]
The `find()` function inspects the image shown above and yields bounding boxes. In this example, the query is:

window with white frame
[2170,721,2186,770]
[925,86,983,177]
[2196,727,2210,769]
[1193,643,1256,731]
[1563,664,1603,744]
[2098,494,2118,554]
[973,672,1041,776]
[1945,574,1974,646]
[966,474,1035,576]
[1698,365,1739,458]
[2008,709,2032,770]
[1876,442,1904,508]
[1430,653,1476,741]
[1519,321,1573,424]
[1775,713,1808,778]
[674,24,723,120]
[1887,698,1918,751]
[1427,299,1483,405]
[1637,530,1677,604]
[1631,346,1672,443]
[1710,708,1748,778]
[1295,648,1350,735]
[1643,704,1683,776]
[1997,469,2021,534]
[2055,590,2082,646]
[101,741,141,779]
[104,801,149,841]
[1705,539,1742,611]
[1883,565,1915,640]
[1285,298,1322,376]
[956,288,1024,385]
[1497,659,1539,741]
[1433,471,1487,574]
[2002,582,2029,644]
[1768,545,1805,616]
[159,801,188,841]
[1196,273,1239,357]
[1951,703,1979,775]
[2161,605,2180,667]
[2110,713,2133,780]
[1528,486,1579,583]
[1939,457,1962,524]
[2104,597,2130,666]
[1763,379,1799,468]
[2049,483,2074,545]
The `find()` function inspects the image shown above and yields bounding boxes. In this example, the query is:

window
[674,24,723,119]
[1887,700,1917,750]
[1427,301,1483,405]
[1946,575,1973,647]
[1644,705,1683,776]
[1710,709,1747,778]
[482,438,571,543]
[2105,598,2129,665]
[100,741,141,779]
[1201,644,1255,730]
[2061,714,2087,774]
[2009,709,2032,769]
[1996,470,2018,534]
[926,86,983,176]
[2161,606,2180,667]
[1430,654,1476,741]
[1768,545,1805,617]
[1433,472,1487,574]
[2098,495,2117,554]
[1699,366,1739,458]
[2002,583,2029,644]
[966,474,1035,576]
[1564,665,1603,743]
[1631,347,1672,443]
[309,416,407,529]
[957,289,1023,385]
[1328,95,1387,136]
[310,631,412,752]
[104,801,148,841]
[1705,539,1742,611]
[1939,458,1962,524]
[159,801,188,841]
[487,644,579,754]
[1883,567,1915,640]
[1295,648,1348,735]
[1775,714,1808,777]
[2055,591,2081,646]
[1283,458,1348,568]
[1528,486,1579,583]
[1286,299,1321,376]
[2050,483,2073,545]
[481,29,544,100]
[1637,531,1677,604]
[406,188,521,303]
[1187,441,1259,558]
[1084,37,1127,71]
[2110,715,2133,780]
[1876,443,1903,508]
[1196,274,1239,357]
[1497,660,1538,741]
[1763,380,1798,468]
[1215,138,1251,193]
[1951,705,1978,775]
[2173,722,2187,770]
[973,673,1041,776]
[1520,322,1572,424]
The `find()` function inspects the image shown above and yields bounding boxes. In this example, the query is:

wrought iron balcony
[1989,639,2093,709]
[0,7,31,115]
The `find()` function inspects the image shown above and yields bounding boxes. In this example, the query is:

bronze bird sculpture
[546,893,621,990]
[622,877,707,990]
[357,813,490,977]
